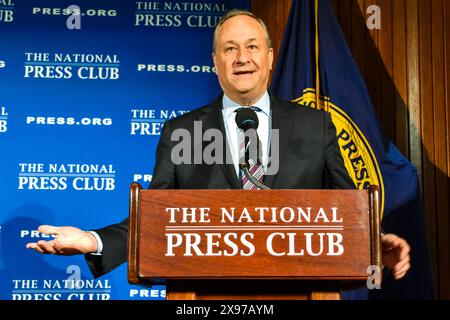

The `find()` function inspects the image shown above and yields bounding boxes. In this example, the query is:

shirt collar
[222,91,270,119]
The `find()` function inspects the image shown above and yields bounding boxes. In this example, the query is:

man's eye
[226,47,236,52]
[248,45,258,50]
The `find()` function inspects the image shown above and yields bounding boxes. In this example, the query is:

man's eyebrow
[223,38,258,45]
[224,40,238,46]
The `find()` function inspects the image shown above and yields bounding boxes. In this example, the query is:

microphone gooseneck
[235,107,270,190]
[240,163,270,190]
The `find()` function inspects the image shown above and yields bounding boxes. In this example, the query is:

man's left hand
[381,233,411,280]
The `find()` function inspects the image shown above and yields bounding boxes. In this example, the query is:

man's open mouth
[234,70,255,76]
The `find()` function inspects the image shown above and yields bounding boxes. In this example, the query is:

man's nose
[235,48,251,64]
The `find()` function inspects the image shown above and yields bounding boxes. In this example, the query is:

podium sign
[128,186,380,284]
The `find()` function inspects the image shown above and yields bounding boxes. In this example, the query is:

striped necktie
[235,107,265,190]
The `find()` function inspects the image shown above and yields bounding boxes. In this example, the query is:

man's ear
[268,48,274,71]
[212,52,217,69]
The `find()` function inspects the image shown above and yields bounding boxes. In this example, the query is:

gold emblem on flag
[294,88,385,218]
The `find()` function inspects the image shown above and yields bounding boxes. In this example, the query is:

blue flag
[270,0,434,299]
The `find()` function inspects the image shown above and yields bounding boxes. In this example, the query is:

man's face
[213,15,274,105]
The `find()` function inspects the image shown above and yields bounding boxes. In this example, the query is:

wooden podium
[127,183,381,300]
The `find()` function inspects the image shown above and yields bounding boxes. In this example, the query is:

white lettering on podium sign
[0,106,8,133]
[130,108,189,136]
[163,207,344,257]
[17,163,116,191]
[135,1,226,28]
[24,52,120,80]
[0,0,14,23]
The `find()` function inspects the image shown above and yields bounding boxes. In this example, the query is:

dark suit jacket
[85,94,355,277]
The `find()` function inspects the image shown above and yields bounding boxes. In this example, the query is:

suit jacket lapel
[264,96,295,188]
[199,96,242,189]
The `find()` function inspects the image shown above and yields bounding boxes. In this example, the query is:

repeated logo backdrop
[0,0,250,300]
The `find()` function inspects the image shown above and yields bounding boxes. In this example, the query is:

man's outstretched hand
[26,225,98,255]
[381,233,411,280]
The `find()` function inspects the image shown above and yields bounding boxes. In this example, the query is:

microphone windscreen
[235,107,259,130]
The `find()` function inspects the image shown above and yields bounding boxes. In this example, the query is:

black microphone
[235,107,259,131]
[235,107,270,190]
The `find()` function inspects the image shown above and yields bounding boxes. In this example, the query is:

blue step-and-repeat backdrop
[0,0,250,300]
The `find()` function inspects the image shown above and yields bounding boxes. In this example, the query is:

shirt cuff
[87,231,103,255]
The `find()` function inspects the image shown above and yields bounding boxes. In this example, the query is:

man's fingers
[26,242,45,254]
[392,254,411,273]
[51,240,73,254]
[37,240,57,254]
[398,240,411,260]
[381,234,398,251]
[38,225,60,236]
[389,238,410,261]
[382,234,400,248]
[382,234,410,257]
[393,263,411,280]
[381,234,412,281]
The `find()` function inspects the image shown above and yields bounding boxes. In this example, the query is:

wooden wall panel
[418,0,439,294]
[446,1,450,181]
[352,0,367,80]
[251,0,291,77]
[378,0,395,142]
[252,0,450,299]
[445,1,450,298]
[431,0,450,299]
[337,0,352,42]
[364,0,381,120]
[446,0,450,172]
[406,0,422,177]
[392,0,409,156]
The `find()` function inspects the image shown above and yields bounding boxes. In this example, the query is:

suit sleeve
[84,218,128,278]
[149,120,177,189]
[85,120,176,277]
[323,112,356,189]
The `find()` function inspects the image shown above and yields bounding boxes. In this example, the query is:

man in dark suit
[27,10,411,281]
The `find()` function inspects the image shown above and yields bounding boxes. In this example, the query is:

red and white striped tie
[238,124,265,190]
